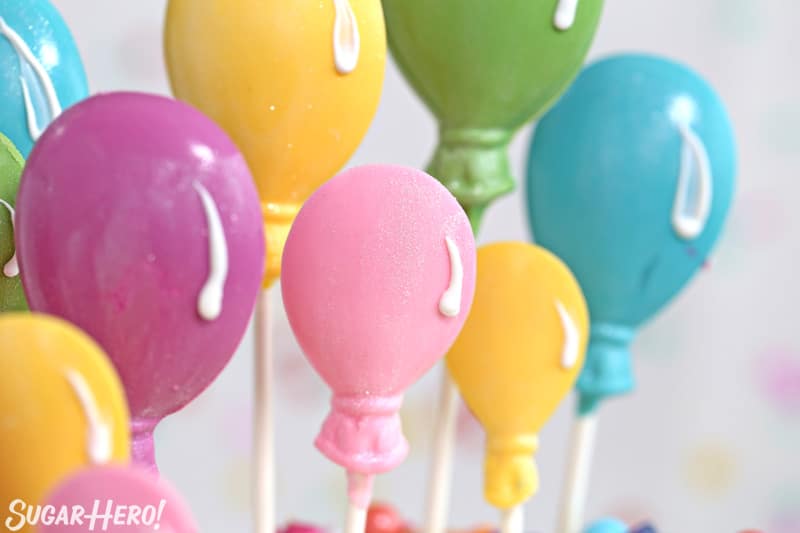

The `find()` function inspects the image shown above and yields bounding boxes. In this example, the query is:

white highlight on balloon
[333,0,360,74]
[193,181,229,321]
[556,300,580,370]
[439,237,463,318]
[669,96,713,240]
[0,16,62,142]
[554,0,580,31]
[65,369,113,465]
[0,199,19,278]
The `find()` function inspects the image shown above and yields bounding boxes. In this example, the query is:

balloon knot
[576,323,636,407]
[484,434,539,509]
[262,202,299,287]
[316,394,409,474]
[428,127,515,211]
[130,418,160,473]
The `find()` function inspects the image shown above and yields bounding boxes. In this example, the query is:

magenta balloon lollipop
[40,465,198,532]
[16,92,265,470]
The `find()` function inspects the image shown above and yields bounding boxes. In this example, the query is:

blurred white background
[50,1,799,531]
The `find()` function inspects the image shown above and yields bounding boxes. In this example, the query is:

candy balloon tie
[484,434,539,509]
[262,202,298,288]
[131,418,159,473]
[576,324,635,415]
[428,128,515,230]
[316,394,409,473]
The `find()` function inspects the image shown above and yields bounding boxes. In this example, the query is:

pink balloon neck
[131,418,160,473]
[316,394,409,475]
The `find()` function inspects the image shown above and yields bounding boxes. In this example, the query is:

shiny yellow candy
[165,0,387,287]
[446,242,589,509]
[0,314,130,514]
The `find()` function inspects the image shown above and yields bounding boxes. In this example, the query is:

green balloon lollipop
[383,0,604,229]
[0,133,26,312]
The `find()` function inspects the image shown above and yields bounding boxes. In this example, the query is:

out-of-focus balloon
[16,92,265,470]
[0,0,87,156]
[279,523,330,533]
[447,242,588,509]
[366,504,411,533]
[584,518,629,533]
[526,54,737,414]
[0,313,129,524]
[282,165,476,506]
[0,132,25,311]
[165,0,387,286]
[382,0,604,229]
[40,465,198,532]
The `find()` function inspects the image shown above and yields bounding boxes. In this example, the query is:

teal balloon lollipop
[0,0,88,156]
[526,54,737,414]
[0,133,25,312]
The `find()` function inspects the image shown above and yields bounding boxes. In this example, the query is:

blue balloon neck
[577,323,636,416]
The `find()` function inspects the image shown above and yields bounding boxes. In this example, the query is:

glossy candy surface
[166,0,387,286]
[41,465,198,532]
[383,0,604,228]
[446,242,589,509]
[0,313,129,525]
[16,92,265,469]
[0,0,87,156]
[282,165,476,504]
[0,133,25,311]
[527,54,737,413]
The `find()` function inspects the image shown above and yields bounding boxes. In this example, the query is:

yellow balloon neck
[262,202,300,288]
[484,433,540,509]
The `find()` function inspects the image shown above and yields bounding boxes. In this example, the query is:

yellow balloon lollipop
[0,313,130,516]
[446,242,589,510]
[165,0,387,286]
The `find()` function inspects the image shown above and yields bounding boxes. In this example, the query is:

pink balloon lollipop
[281,165,476,507]
[16,92,265,470]
[38,465,198,532]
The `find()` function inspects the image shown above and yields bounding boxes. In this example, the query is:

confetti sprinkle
[755,347,800,416]
[683,443,738,495]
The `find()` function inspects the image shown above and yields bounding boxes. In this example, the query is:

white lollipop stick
[558,413,599,533]
[345,504,368,533]
[345,472,373,533]
[500,505,524,533]
[424,370,460,533]
[254,289,275,533]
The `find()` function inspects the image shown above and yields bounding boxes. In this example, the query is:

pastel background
[50,0,797,531]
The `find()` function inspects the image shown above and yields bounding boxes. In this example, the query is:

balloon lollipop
[282,165,476,533]
[583,519,629,533]
[166,7,386,528]
[446,242,588,533]
[526,53,737,532]
[16,92,266,471]
[39,465,198,533]
[0,0,88,157]
[0,313,130,526]
[0,133,25,311]
[382,0,604,229]
[165,0,386,286]
[383,4,603,528]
